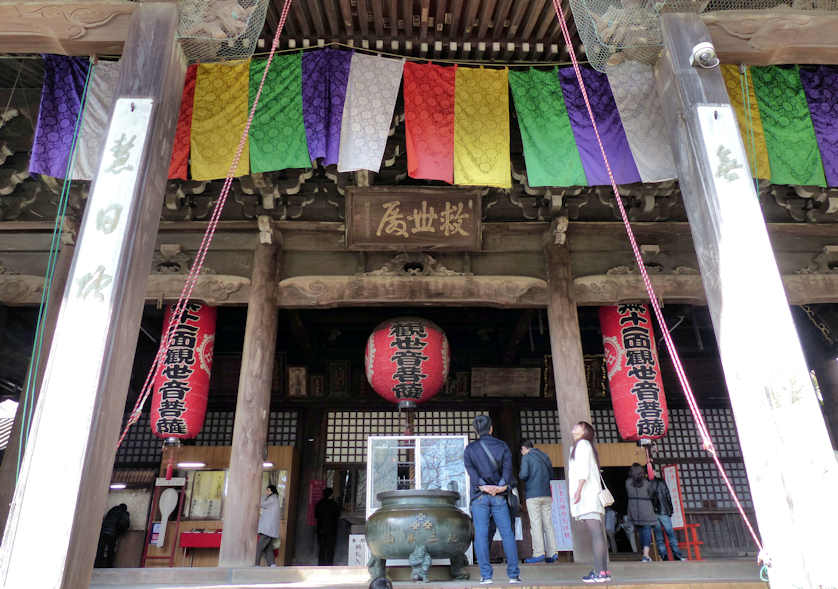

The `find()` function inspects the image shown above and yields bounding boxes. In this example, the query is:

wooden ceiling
[265,0,581,62]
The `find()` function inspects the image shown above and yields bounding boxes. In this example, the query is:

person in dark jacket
[95,503,130,568]
[625,463,657,562]
[650,473,686,560]
[314,487,341,565]
[519,439,558,563]
[464,415,521,584]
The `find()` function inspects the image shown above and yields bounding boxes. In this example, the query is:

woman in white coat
[567,421,610,584]
[257,484,282,566]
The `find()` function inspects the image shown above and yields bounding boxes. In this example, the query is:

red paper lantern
[599,304,669,441]
[151,302,217,439]
[365,317,450,409]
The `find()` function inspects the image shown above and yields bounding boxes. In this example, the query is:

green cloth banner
[509,68,586,187]
[249,54,311,173]
[751,65,826,187]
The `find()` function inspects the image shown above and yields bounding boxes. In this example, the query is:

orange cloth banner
[403,62,456,184]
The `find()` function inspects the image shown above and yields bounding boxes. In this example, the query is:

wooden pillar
[0,5,184,588]
[656,14,838,588]
[544,240,593,563]
[218,218,279,567]
[0,219,76,533]
[290,408,327,564]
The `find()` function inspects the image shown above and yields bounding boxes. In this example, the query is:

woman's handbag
[598,474,615,508]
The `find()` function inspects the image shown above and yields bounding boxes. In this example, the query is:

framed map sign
[346,187,482,251]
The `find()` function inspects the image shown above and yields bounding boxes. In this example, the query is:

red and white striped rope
[116,0,295,450]
[550,0,763,553]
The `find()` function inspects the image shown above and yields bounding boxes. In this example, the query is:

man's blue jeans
[653,514,684,559]
[471,494,520,580]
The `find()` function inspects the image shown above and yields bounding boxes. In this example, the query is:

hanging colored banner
[302,48,352,166]
[720,65,771,180]
[249,54,311,173]
[454,67,511,188]
[403,62,456,184]
[168,64,198,180]
[29,55,91,179]
[599,304,669,441]
[799,65,838,188]
[509,67,586,187]
[190,60,250,181]
[558,66,641,186]
[73,60,121,180]
[751,65,826,187]
[151,302,217,439]
[338,53,405,173]
[606,61,677,183]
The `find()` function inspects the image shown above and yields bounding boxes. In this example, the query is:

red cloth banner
[599,304,669,440]
[403,62,456,183]
[151,302,217,439]
[365,316,450,408]
[168,64,198,180]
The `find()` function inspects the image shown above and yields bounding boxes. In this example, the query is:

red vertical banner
[150,302,217,439]
[167,64,198,179]
[403,62,456,183]
[599,304,669,440]
[307,479,326,526]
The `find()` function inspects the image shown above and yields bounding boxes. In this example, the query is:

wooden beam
[0,4,185,588]
[492,0,514,41]
[218,236,279,567]
[358,0,371,37]
[448,0,464,40]
[521,0,548,41]
[389,0,399,39]
[0,1,135,55]
[419,0,430,40]
[307,0,330,38]
[292,1,312,37]
[462,0,480,35]
[703,10,838,65]
[656,14,838,587]
[435,0,447,36]
[477,0,498,40]
[339,0,354,37]
[507,0,532,39]
[402,0,413,37]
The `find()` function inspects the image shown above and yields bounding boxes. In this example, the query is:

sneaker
[641,556,652,562]
[596,570,612,583]
[524,555,545,563]
[508,578,522,584]
[479,578,493,585]
[582,570,599,583]
[545,552,560,563]
[675,554,687,561]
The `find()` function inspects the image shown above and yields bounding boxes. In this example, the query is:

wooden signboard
[470,367,541,398]
[346,187,482,251]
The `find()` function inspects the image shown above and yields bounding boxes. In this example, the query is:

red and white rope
[116,0,295,449]
[551,0,763,553]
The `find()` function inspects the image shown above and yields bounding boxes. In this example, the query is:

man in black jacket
[315,488,341,565]
[95,503,130,567]
[464,415,521,584]
[519,439,558,563]
[650,475,686,560]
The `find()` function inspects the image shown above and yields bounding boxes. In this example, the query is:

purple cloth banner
[29,55,90,178]
[558,66,641,186]
[800,66,838,187]
[302,49,352,166]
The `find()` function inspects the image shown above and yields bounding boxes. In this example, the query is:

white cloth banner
[550,480,574,551]
[663,464,685,529]
[606,61,677,183]
[337,53,404,173]
[73,60,121,180]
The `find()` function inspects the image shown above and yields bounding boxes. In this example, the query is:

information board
[550,480,574,551]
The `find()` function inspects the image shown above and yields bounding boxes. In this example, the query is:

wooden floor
[90,560,765,588]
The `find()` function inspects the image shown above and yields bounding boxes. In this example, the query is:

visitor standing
[314,487,341,565]
[519,439,558,563]
[257,485,281,567]
[604,507,618,554]
[464,415,521,585]
[95,503,130,568]
[567,421,610,584]
[651,472,686,560]
[625,463,657,562]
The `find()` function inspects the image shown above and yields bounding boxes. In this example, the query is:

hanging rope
[115,0,295,449]
[16,59,96,479]
[550,0,765,557]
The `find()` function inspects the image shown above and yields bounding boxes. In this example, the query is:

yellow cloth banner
[190,60,250,181]
[454,67,511,188]
[721,65,771,179]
